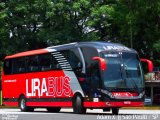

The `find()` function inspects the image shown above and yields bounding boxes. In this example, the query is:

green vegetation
[0,91,1,106]
[0,0,160,65]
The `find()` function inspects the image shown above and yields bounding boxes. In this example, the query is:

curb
[122,106,160,110]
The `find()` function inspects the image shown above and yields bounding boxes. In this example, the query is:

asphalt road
[0,108,160,120]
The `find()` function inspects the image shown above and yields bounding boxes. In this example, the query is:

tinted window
[103,52,144,90]
[122,52,144,88]
[39,53,61,71]
[61,49,82,70]
[50,56,62,70]
[103,52,122,88]
[81,47,100,88]
[81,47,98,68]
[39,54,52,71]
[4,60,12,75]
[4,53,63,74]
[12,57,26,74]
[27,55,39,72]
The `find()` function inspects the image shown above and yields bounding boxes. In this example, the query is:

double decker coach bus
[2,42,145,115]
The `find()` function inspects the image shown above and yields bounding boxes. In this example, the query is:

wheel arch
[73,92,83,99]
[18,94,26,101]
[73,90,84,97]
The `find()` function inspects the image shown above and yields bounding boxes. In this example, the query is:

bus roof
[5,42,134,59]
[77,42,134,52]
[5,49,49,59]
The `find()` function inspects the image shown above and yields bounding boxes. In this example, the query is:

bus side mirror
[140,58,153,72]
[92,57,106,71]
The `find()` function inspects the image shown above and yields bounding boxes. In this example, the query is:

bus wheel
[19,96,34,112]
[73,95,86,114]
[112,108,119,115]
[47,107,61,113]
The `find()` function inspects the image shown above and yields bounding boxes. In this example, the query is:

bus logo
[26,76,72,97]
[112,92,138,98]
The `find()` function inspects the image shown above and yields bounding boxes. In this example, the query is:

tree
[110,0,160,63]
[0,0,159,66]
[0,1,10,55]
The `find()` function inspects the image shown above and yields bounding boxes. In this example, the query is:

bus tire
[73,95,86,114]
[47,107,61,113]
[112,108,119,115]
[19,96,34,112]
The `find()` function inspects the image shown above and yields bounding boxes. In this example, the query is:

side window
[39,53,52,71]
[12,57,26,74]
[4,59,12,75]
[27,55,39,72]
[81,47,99,70]
[50,56,62,70]
[61,49,82,71]
[81,47,100,88]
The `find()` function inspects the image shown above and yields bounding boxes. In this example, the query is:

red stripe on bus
[84,102,106,107]
[26,102,72,107]
[5,49,48,59]
[3,102,18,106]
[109,101,144,107]
[84,101,144,107]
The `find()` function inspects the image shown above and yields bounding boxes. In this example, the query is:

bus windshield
[102,52,144,92]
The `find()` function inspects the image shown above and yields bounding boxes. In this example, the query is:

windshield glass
[102,51,144,92]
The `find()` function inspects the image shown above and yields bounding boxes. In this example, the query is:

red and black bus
[2,42,145,114]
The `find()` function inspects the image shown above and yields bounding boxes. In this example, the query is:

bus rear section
[2,42,145,114]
